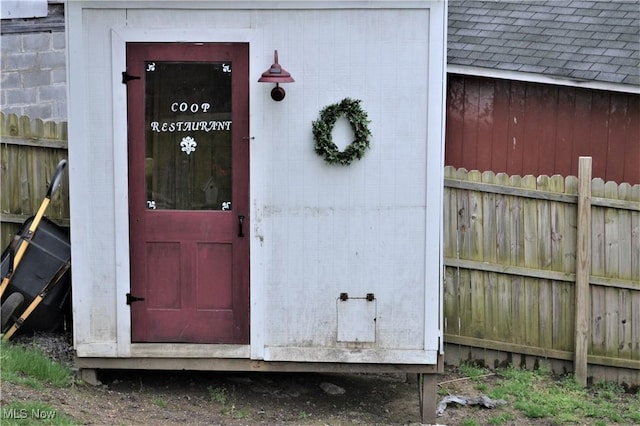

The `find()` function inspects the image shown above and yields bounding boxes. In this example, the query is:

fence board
[509,174,526,346]
[509,174,525,267]
[522,175,540,348]
[443,166,456,259]
[481,172,498,340]
[632,185,640,366]
[444,266,456,337]
[458,268,472,338]
[618,289,632,361]
[550,175,570,352]
[605,287,620,364]
[604,182,623,362]
[469,170,485,338]
[455,169,472,338]
[482,171,497,264]
[443,167,459,339]
[590,178,607,358]
[633,290,640,365]
[495,172,512,344]
[605,181,620,279]
[618,183,633,281]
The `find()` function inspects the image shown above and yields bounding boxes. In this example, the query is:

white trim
[447,64,640,95]
[109,27,262,359]
[131,344,250,358]
[110,28,260,44]
[424,1,446,355]
[66,2,92,354]
[437,0,447,355]
[76,343,118,358]
[74,1,439,10]
[264,347,439,364]
[111,29,131,358]
[248,39,266,362]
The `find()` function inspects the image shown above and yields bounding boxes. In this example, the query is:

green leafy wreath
[312,98,371,165]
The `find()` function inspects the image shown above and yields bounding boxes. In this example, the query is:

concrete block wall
[1,30,67,121]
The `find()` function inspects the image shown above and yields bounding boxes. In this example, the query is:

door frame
[110,28,264,358]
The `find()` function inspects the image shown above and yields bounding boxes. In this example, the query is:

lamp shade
[258,50,294,83]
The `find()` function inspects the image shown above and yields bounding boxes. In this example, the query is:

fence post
[574,156,591,386]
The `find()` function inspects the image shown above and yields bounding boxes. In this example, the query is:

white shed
[66,1,446,421]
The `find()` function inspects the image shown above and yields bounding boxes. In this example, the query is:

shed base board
[74,356,444,374]
[263,346,439,365]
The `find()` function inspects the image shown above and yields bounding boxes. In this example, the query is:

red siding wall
[445,74,640,184]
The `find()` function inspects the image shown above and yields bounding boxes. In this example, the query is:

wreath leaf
[312,98,371,165]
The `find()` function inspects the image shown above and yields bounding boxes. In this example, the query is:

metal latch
[126,293,145,305]
[122,72,140,84]
[339,292,375,301]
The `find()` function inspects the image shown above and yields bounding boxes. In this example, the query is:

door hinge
[122,72,141,84]
[126,293,145,305]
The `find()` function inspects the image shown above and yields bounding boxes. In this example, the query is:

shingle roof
[448,0,640,87]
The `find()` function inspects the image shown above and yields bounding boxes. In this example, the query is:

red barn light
[258,50,294,101]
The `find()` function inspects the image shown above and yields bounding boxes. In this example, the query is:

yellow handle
[0,198,50,299]
[2,295,44,341]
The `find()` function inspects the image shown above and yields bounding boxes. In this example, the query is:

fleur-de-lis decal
[180,136,197,155]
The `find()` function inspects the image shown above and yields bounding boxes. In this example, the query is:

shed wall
[67,2,445,363]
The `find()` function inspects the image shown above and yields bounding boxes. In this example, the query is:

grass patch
[485,367,639,425]
[626,393,640,423]
[0,340,77,424]
[207,385,229,404]
[487,412,513,425]
[0,401,76,425]
[458,361,489,381]
[475,383,488,392]
[152,398,167,408]
[592,379,624,400]
[297,410,311,420]
[437,385,449,396]
[0,340,72,389]
[207,384,250,420]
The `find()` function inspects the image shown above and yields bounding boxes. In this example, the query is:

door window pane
[145,61,232,210]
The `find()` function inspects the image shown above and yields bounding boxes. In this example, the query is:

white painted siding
[254,8,434,361]
[67,1,445,364]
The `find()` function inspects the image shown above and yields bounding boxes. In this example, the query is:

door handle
[238,215,245,238]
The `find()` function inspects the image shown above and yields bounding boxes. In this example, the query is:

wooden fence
[2,115,639,386]
[443,162,640,386]
[0,113,70,248]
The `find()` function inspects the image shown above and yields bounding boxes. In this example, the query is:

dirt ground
[0,333,565,425]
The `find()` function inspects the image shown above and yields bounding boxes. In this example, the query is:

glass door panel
[145,61,233,210]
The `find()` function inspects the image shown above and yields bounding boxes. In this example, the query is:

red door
[126,43,249,343]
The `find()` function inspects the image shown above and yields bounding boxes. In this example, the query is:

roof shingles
[448,0,640,87]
